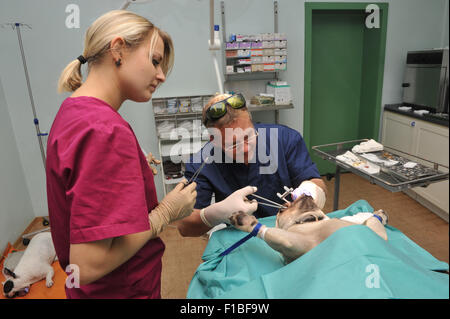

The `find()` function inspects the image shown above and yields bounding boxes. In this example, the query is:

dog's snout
[3,280,13,294]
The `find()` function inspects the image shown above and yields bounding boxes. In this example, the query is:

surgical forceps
[248,193,286,210]
[185,156,210,185]
[248,186,294,210]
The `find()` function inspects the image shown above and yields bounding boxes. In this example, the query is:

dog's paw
[46,280,54,288]
[373,209,388,225]
[229,211,258,233]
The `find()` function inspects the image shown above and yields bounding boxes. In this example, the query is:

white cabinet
[382,111,449,217]
[414,121,449,167]
[412,120,449,215]
[382,112,417,154]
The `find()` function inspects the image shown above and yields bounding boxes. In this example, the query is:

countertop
[384,104,449,127]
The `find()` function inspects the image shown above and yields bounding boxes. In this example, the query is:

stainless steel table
[312,139,449,211]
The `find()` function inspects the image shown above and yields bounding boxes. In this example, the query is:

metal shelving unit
[152,95,212,195]
[220,1,283,82]
[220,0,292,123]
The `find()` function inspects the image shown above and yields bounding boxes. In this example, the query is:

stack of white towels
[351,139,383,153]
[336,140,386,175]
[336,151,381,175]
[157,120,175,139]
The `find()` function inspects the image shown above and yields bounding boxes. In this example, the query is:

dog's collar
[219,223,262,257]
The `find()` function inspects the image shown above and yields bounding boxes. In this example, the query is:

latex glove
[148,180,197,238]
[200,186,258,227]
[146,152,161,175]
[291,180,326,209]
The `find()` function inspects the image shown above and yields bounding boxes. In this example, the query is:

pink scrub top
[46,96,165,299]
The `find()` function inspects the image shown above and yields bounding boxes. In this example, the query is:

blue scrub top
[184,123,320,218]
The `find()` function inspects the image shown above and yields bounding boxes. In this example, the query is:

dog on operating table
[229,194,388,264]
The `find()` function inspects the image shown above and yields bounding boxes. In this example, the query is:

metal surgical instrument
[277,186,294,204]
[249,193,285,210]
[186,156,210,185]
[255,201,285,209]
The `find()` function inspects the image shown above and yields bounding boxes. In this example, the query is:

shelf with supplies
[152,94,213,195]
[220,1,286,80]
[153,95,211,140]
[224,39,288,75]
[248,103,294,112]
[219,1,292,123]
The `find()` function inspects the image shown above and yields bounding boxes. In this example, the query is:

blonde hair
[202,93,251,128]
[58,10,174,92]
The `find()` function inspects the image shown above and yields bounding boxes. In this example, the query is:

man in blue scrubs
[176,94,327,237]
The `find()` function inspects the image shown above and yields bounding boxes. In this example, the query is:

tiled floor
[160,173,449,298]
[159,226,208,298]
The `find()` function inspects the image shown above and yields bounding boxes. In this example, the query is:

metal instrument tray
[312,139,449,192]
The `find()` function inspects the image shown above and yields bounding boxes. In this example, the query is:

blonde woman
[47,10,197,299]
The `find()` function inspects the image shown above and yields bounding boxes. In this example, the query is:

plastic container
[191,97,203,112]
[153,100,166,114]
[167,98,178,114]
[178,98,191,113]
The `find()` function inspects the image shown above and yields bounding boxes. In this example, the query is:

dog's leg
[363,210,388,241]
[229,212,314,263]
[261,227,316,263]
[45,265,54,288]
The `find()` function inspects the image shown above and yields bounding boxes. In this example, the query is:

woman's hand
[145,152,161,175]
[147,180,197,239]
[158,180,197,222]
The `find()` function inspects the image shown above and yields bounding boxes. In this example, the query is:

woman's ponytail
[57,59,83,93]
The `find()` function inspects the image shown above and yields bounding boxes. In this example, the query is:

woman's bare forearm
[70,229,152,285]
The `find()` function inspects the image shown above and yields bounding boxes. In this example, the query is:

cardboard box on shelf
[266,81,292,105]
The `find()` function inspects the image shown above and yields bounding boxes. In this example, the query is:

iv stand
[14,23,47,170]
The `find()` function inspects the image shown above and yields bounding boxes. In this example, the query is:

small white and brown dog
[2,232,56,298]
[229,194,388,264]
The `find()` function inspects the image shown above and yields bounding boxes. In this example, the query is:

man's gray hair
[202,93,252,128]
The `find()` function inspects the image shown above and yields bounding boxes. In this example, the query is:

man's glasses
[203,93,246,126]
[224,129,259,152]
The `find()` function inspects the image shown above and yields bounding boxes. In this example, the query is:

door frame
[303,2,389,148]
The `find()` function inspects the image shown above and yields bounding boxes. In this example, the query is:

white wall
[0,77,35,249]
[0,0,448,228]
[441,0,449,47]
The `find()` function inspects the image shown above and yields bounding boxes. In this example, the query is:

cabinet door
[382,111,417,154]
[414,121,449,166]
[413,175,449,214]
[412,121,449,214]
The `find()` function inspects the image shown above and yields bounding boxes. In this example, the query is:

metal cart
[312,139,449,211]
